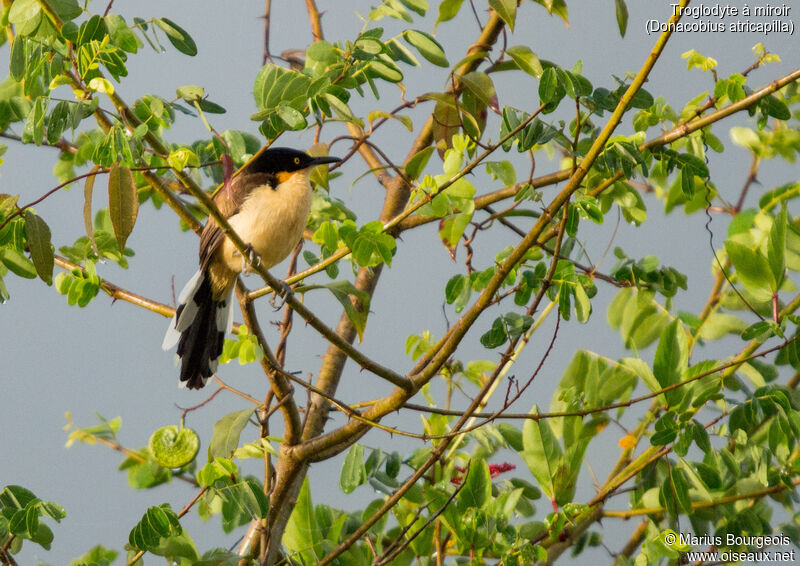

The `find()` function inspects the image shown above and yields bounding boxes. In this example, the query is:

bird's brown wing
[198,172,276,271]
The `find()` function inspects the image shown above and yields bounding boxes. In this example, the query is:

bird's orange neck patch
[276,171,297,184]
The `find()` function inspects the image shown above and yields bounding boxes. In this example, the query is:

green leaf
[208,408,254,460]
[120,451,171,489]
[321,92,362,126]
[76,15,107,45]
[167,148,201,172]
[615,0,628,36]
[538,67,561,106]
[176,84,205,103]
[458,459,491,510]
[682,49,717,72]
[154,18,197,56]
[532,0,569,23]
[520,407,562,500]
[741,320,774,340]
[399,0,428,16]
[768,205,787,287]
[8,0,40,24]
[105,14,139,53]
[480,317,508,348]
[459,71,496,109]
[367,110,412,131]
[150,529,199,563]
[69,545,118,566]
[498,424,524,451]
[46,100,71,145]
[87,77,115,96]
[315,280,371,341]
[622,357,660,395]
[368,58,404,83]
[215,479,269,521]
[0,485,37,510]
[128,504,182,552]
[725,240,776,300]
[486,160,517,187]
[697,312,747,340]
[650,428,677,446]
[48,0,81,21]
[283,478,320,565]
[277,103,306,130]
[198,99,226,114]
[369,2,412,22]
[10,38,26,81]
[436,0,465,25]
[0,194,20,217]
[107,162,139,251]
[355,34,384,55]
[232,438,277,460]
[1,248,37,279]
[653,320,687,406]
[350,221,396,267]
[662,469,691,515]
[24,211,53,285]
[386,37,420,66]
[565,203,579,237]
[405,146,434,180]
[25,97,47,146]
[439,210,473,254]
[505,45,543,77]
[573,282,591,322]
[489,0,517,30]
[680,170,694,198]
[402,30,448,67]
[340,444,367,494]
[149,426,200,468]
[196,457,238,487]
[761,94,791,120]
[445,273,471,312]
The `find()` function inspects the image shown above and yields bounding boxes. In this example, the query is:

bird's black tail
[162,271,233,389]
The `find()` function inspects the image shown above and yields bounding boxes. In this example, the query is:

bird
[162,147,341,389]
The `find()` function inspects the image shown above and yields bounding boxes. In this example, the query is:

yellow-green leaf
[1,248,37,279]
[366,110,412,131]
[167,148,200,171]
[87,77,115,95]
[107,162,139,250]
[176,85,205,103]
[506,46,543,77]
[725,240,776,300]
[149,426,200,468]
[489,0,517,31]
[403,30,448,67]
[0,194,19,217]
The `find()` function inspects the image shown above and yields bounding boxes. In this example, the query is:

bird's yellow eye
[294,157,300,165]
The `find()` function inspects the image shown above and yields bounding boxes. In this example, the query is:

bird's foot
[240,244,262,275]
[270,280,294,310]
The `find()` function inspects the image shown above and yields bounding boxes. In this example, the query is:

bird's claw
[240,244,262,275]
[270,280,294,310]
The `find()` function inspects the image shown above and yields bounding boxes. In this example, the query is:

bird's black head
[244,147,341,177]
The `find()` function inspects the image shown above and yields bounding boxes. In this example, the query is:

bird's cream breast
[220,172,312,272]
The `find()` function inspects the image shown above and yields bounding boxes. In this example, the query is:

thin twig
[374,462,471,565]
[262,0,273,65]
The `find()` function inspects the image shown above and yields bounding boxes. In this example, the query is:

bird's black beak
[308,155,341,166]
